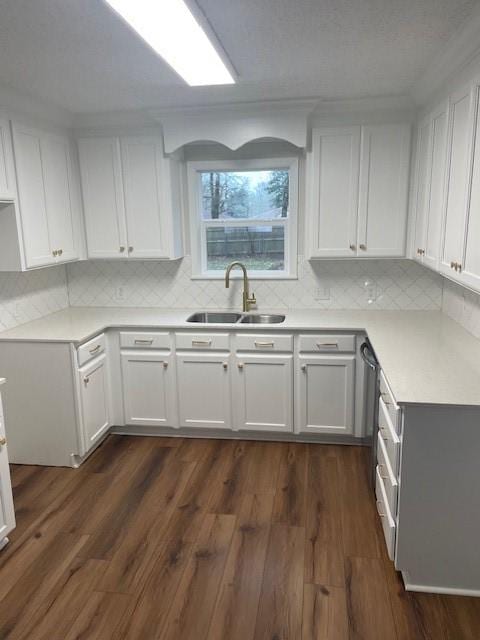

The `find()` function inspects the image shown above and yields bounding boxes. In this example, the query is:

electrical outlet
[315,284,331,301]
[114,286,126,301]
[364,280,377,304]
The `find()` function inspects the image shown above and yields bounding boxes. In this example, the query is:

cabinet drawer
[77,333,106,366]
[298,334,355,353]
[375,466,396,561]
[175,332,230,351]
[378,398,401,475]
[379,370,401,433]
[120,331,171,350]
[235,334,293,352]
[377,433,398,515]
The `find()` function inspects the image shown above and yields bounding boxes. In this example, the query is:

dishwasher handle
[360,341,378,371]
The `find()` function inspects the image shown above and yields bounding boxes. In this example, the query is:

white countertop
[0,306,479,407]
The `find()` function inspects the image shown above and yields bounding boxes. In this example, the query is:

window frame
[187,157,299,280]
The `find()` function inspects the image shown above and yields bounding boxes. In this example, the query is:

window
[188,158,298,278]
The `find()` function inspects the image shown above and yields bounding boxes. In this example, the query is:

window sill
[191,273,298,281]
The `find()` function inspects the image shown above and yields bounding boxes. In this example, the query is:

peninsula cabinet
[0,122,82,270]
[77,135,183,261]
[307,123,410,259]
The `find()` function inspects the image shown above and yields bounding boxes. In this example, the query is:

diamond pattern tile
[0,266,69,331]
[442,279,480,339]
[66,256,443,311]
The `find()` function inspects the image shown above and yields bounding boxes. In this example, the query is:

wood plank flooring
[3,435,480,639]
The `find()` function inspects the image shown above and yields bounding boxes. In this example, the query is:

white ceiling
[0,0,477,114]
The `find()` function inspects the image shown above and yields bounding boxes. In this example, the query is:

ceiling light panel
[104,0,235,86]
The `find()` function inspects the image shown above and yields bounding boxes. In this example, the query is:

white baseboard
[402,572,480,597]
[110,424,369,446]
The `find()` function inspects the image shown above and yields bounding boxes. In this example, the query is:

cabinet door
[78,138,127,259]
[423,104,448,271]
[233,354,293,432]
[413,117,432,263]
[176,353,231,430]
[296,355,355,434]
[358,124,410,257]
[121,352,177,427]
[0,397,15,544]
[440,86,475,276]
[308,127,360,257]
[0,117,16,200]
[79,354,110,451]
[121,137,172,259]
[42,134,78,263]
[11,124,53,267]
[459,85,480,291]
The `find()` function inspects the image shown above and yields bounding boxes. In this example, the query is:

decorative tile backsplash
[66,256,443,311]
[0,266,69,331]
[442,279,480,339]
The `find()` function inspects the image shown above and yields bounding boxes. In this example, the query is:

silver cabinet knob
[128,246,133,253]
[223,362,228,370]
[52,250,58,257]
[58,249,63,256]
[349,244,356,252]
[359,244,367,251]
[0,437,6,446]
[119,246,125,253]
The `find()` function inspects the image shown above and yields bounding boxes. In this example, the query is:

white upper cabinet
[0,117,17,201]
[413,103,448,271]
[41,134,79,263]
[11,125,52,268]
[457,84,480,290]
[413,117,432,263]
[307,123,410,258]
[78,137,127,259]
[78,135,183,260]
[424,105,448,271]
[440,86,474,277]
[7,123,81,269]
[357,124,411,257]
[308,127,360,257]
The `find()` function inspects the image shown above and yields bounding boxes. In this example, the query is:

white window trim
[187,157,298,280]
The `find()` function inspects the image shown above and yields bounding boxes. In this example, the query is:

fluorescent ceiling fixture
[104,0,235,86]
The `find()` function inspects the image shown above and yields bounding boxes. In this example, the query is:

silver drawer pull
[254,341,274,347]
[378,464,388,480]
[89,345,101,354]
[379,426,389,441]
[376,499,385,518]
[316,342,338,348]
[192,339,212,346]
[163,361,168,369]
[301,364,307,372]
[134,339,154,345]
[380,392,391,406]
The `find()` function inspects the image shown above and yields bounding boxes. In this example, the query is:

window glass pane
[200,170,289,220]
[206,226,285,271]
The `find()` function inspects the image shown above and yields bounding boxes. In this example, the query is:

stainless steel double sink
[186,312,285,324]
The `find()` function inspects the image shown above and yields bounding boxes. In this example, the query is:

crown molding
[411,5,480,105]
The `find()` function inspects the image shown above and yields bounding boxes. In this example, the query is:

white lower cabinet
[121,351,176,427]
[0,390,15,546]
[296,355,355,434]
[78,353,110,451]
[176,353,232,430]
[233,354,293,432]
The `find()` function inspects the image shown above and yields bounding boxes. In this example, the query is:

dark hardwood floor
[2,435,480,639]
